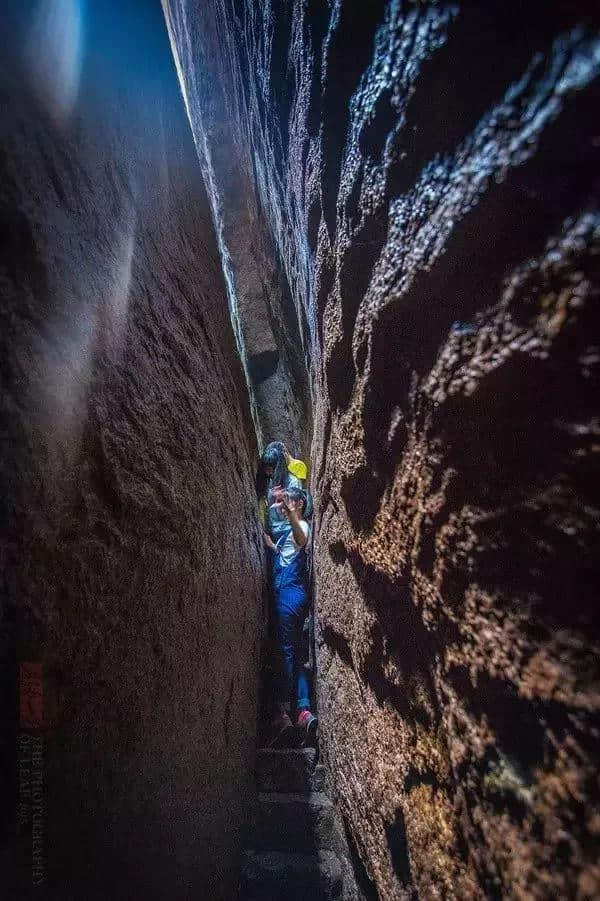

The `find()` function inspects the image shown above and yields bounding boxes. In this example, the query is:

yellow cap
[287,457,308,480]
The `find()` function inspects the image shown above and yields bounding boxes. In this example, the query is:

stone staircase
[239,748,343,900]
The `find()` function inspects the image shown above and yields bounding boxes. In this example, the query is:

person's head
[260,443,282,478]
[263,441,288,483]
[284,486,307,517]
[256,441,287,495]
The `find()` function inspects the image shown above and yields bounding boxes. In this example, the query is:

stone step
[240,850,342,900]
[250,792,336,852]
[312,763,326,792]
[256,748,324,793]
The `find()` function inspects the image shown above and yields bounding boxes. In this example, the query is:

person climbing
[263,486,317,747]
[256,440,308,540]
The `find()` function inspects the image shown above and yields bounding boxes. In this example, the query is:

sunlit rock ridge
[164,1,600,898]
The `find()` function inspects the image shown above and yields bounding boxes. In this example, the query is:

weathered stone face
[165,1,600,898]
[1,3,263,898]
[161,1,313,459]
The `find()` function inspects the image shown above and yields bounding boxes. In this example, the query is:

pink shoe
[296,709,318,745]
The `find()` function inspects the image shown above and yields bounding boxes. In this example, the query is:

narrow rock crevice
[2,1,599,899]
[164,2,600,898]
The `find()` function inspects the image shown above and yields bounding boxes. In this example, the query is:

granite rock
[1,3,263,898]
[165,1,600,897]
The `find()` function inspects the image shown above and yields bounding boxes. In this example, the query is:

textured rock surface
[1,3,263,899]
[162,0,312,456]
[241,850,342,901]
[166,2,600,898]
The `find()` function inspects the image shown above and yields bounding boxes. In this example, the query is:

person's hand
[270,500,289,519]
[270,486,291,518]
[270,485,285,502]
[274,494,296,520]
[263,531,277,551]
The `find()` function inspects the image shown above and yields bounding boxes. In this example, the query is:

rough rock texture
[162,0,312,456]
[165,2,600,898]
[1,2,263,899]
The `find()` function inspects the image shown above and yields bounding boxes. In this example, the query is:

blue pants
[274,584,310,711]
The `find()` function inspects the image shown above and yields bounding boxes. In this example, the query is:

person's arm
[263,531,278,552]
[283,503,308,548]
[282,444,308,482]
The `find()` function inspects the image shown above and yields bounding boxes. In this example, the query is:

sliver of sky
[5,0,177,124]
[26,0,85,123]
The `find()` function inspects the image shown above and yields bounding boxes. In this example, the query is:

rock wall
[162,1,313,457]
[1,2,263,898]
[165,2,600,898]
